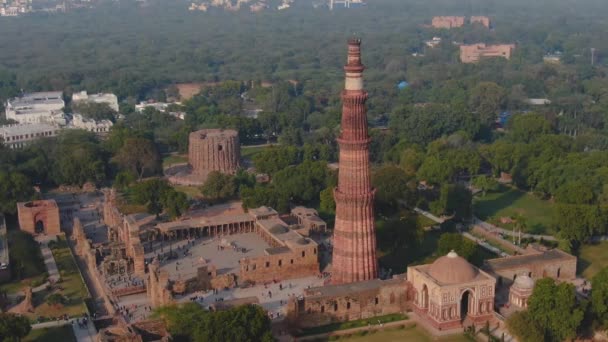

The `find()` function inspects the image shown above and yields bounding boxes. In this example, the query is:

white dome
[513,275,535,290]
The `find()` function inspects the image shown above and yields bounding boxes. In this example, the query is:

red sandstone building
[460,43,516,63]
[331,38,378,285]
[17,200,61,235]
[432,16,465,29]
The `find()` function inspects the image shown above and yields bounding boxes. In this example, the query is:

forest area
[1,0,608,260]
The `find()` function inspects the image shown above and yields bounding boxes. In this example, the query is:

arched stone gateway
[17,200,60,236]
[407,251,496,330]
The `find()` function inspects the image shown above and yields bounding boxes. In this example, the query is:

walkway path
[32,318,97,342]
[472,217,557,242]
[413,207,446,224]
[36,236,60,283]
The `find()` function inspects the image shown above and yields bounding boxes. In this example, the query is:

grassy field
[579,241,608,279]
[241,145,268,159]
[162,154,188,169]
[334,324,474,342]
[173,184,203,199]
[473,185,556,235]
[25,325,77,342]
[297,313,408,337]
[0,273,47,295]
[31,237,89,319]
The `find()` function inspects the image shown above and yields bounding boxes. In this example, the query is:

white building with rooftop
[71,91,119,112]
[0,123,60,149]
[4,91,66,125]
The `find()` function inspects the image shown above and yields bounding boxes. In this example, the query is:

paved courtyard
[178,275,327,321]
[153,233,272,279]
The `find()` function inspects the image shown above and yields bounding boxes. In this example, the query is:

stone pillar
[332,39,378,285]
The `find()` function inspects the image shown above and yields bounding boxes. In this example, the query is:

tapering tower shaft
[331,39,378,285]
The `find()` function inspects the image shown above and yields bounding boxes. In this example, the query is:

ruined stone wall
[188,129,240,181]
[488,258,577,286]
[239,245,319,284]
[17,200,60,235]
[147,261,174,308]
[287,277,411,329]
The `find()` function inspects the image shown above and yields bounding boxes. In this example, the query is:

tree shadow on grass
[474,187,525,221]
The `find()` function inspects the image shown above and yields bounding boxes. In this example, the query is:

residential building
[431,16,465,29]
[70,114,113,134]
[0,123,60,149]
[71,91,119,112]
[470,16,491,28]
[135,101,170,113]
[460,43,516,63]
[4,91,66,125]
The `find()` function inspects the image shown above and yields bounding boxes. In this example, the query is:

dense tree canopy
[155,303,273,342]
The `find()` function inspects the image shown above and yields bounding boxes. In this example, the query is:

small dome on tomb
[428,250,478,284]
[513,275,535,290]
[269,224,288,234]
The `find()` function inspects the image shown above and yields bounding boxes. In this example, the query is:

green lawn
[34,237,89,319]
[579,241,608,279]
[334,324,474,342]
[162,154,188,169]
[473,185,556,235]
[25,325,77,342]
[297,313,408,337]
[241,145,268,159]
[173,185,203,199]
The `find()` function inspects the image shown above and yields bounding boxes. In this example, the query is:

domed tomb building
[407,251,496,330]
[509,274,534,308]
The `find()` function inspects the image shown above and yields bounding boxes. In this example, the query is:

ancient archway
[35,220,44,234]
[460,290,472,321]
[421,284,429,309]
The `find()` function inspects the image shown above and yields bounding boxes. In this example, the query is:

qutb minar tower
[331,38,378,285]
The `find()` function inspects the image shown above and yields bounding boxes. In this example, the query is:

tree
[0,171,34,215]
[7,230,45,280]
[469,82,507,126]
[113,137,161,180]
[162,190,189,219]
[155,303,273,342]
[592,267,608,328]
[471,175,499,197]
[431,184,472,220]
[437,233,478,260]
[506,311,544,342]
[319,186,335,216]
[71,101,117,122]
[252,146,300,176]
[372,165,415,215]
[0,313,31,342]
[130,179,187,218]
[200,171,237,202]
[527,278,585,341]
[507,113,552,143]
[51,130,107,186]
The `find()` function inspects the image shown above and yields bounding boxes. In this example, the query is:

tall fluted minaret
[331,38,378,285]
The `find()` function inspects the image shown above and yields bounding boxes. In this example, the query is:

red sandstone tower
[331,39,378,285]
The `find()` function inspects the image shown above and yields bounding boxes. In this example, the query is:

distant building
[460,43,516,63]
[4,91,66,125]
[526,98,551,106]
[543,53,562,64]
[0,215,10,283]
[431,16,465,29]
[424,37,442,48]
[135,101,170,113]
[0,123,60,149]
[71,91,119,112]
[470,16,491,28]
[69,114,113,135]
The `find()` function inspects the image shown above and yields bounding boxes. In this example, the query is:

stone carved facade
[332,39,378,285]
[483,248,576,287]
[287,276,412,328]
[146,258,174,308]
[189,129,240,182]
[17,200,61,235]
[408,251,496,330]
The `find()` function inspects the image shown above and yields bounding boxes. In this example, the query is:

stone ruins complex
[331,38,378,285]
